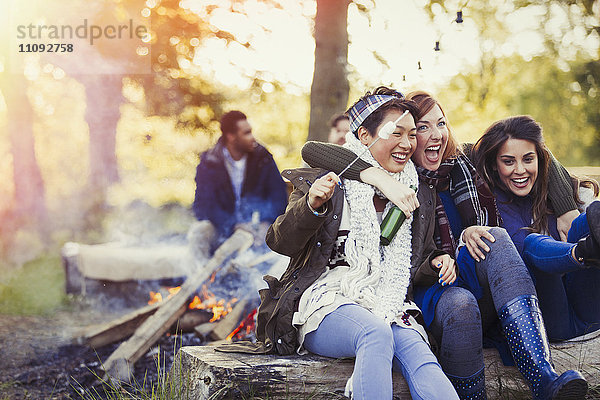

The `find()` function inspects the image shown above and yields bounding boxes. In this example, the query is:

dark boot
[447,368,486,400]
[499,295,588,400]
[574,201,600,267]
[586,201,600,241]
[573,236,600,267]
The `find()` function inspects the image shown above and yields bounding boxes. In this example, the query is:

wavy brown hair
[473,115,551,234]
[406,91,460,161]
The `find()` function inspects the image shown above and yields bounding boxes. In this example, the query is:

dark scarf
[418,154,501,254]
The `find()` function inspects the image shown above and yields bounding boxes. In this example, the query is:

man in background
[190,111,287,256]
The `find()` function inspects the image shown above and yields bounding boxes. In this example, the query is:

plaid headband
[347,91,405,133]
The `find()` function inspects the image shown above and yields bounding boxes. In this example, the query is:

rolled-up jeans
[523,212,590,273]
[303,304,458,400]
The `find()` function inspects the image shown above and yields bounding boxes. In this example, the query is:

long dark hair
[473,115,551,234]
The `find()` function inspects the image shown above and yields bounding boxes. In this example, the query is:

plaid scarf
[417,154,501,254]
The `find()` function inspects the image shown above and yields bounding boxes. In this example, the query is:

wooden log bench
[170,333,600,400]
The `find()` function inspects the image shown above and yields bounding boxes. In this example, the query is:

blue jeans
[522,212,600,340]
[523,212,590,273]
[430,227,536,378]
[303,304,458,400]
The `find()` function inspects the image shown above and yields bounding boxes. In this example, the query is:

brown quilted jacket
[218,167,447,355]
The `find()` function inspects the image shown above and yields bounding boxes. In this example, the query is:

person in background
[473,115,600,342]
[301,92,588,400]
[189,111,287,257]
[328,113,351,145]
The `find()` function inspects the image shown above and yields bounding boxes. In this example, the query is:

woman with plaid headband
[301,92,587,399]
[257,87,460,399]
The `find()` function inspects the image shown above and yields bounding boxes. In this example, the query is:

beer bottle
[380,185,417,246]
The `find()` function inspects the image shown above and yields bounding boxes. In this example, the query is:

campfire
[148,267,242,325]
[67,228,287,382]
[148,284,240,324]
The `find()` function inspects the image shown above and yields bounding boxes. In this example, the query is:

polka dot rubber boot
[447,368,486,400]
[499,295,588,400]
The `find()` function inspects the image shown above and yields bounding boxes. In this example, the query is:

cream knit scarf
[340,133,419,323]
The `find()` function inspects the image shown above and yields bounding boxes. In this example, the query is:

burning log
[175,309,213,333]
[76,302,161,348]
[102,229,254,382]
[225,308,257,342]
[77,304,213,349]
[207,299,250,341]
[192,299,251,342]
[188,251,286,342]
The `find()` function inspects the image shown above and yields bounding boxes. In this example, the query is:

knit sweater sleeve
[547,152,577,216]
[301,141,372,182]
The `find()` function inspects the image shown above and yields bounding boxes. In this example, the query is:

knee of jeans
[438,287,480,326]
[486,226,513,246]
[359,319,394,354]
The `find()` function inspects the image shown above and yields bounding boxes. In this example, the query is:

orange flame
[148,291,163,305]
[168,286,181,296]
[148,284,237,322]
[189,292,238,322]
[226,308,257,342]
[148,286,181,305]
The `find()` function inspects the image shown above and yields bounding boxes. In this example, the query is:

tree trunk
[307,0,350,143]
[78,74,123,192]
[1,74,48,226]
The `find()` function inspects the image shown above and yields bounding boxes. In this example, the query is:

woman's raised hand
[462,225,496,262]
[359,167,419,216]
[432,254,456,286]
[308,172,339,210]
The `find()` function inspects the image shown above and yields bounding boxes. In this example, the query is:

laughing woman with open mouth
[260,87,459,399]
[472,115,600,343]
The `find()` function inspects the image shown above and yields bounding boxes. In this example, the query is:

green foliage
[0,255,66,316]
[440,53,600,165]
[422,0,599,165]
[134,0,227,130]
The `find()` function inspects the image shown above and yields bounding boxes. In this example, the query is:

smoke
[65,199,289,312]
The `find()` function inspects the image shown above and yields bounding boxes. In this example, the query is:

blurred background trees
[0,0,598,264]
